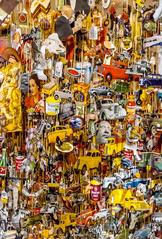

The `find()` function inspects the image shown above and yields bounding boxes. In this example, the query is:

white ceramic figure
[153,0,162,22]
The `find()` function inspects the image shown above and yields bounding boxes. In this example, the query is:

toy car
[54,213,77,234]
[152,212,162,224]
[132,224,152,239]
[101,64,129,80]
[76,208,97,226]
[139,74,162,88]
[54,89,73,100]
[124,178,148,189]
[89,86,114,97]
[74,150,102,175]
[126,60,151,76]
[109,189,151,211]
[108,188,132,206]
[124,197,151,211]
[97,98,114,109]
[102,176,123,190]
[48,125,73,143]
[114,166,139,180]
[121,158,133,168]
[92,209,109,220]
[59,102,76,121]
[100,102,127,120]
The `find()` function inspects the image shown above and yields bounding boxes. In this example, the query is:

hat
[1,47,20,62]
[102,0,111,9]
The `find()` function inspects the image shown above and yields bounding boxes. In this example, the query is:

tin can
[15,156,24,172]
[90,180,102,202]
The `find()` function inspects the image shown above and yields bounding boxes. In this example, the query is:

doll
[55,5,82,64]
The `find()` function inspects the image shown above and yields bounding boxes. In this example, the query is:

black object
[66,0,90,15]
[55,16,73,41]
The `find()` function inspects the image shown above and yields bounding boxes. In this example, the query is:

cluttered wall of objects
[0,0,161,238]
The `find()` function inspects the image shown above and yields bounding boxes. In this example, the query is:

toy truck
[108,189,151,211]
[54,213,77,234]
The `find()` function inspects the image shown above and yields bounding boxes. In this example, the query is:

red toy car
[101,63,140,81]
[76,208,97,226]
[101,63,129,81]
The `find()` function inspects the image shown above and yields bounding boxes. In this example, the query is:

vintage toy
[139,74,162,88]
[92,209,109,220]
[114,166,140,180]
[89,86,114,97]
[102,136,125,156]
[101,63,129,81]
[72,83,90,105]
[109,189,151,211]
[126,60,151,76]
[123,178,149,189]
[59,102,76,121]
[96,120,112,144]
[111,80,130,94]
[154,191,162,207]
[100,102,127,120]
[76,208,97,226]
[42,83,59,96]
[54,89,73,100]
[102,176,123,190]
[132,225,152,239]
[48,125,73,143]
[137,152,162,176]
[54,213,77,234]
[74,149,101,175]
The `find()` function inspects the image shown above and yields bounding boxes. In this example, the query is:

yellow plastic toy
[103,136,125,156]
[123,197,151,211]
[74,149,101,173]
[108,189,132,206]
[54,213,77,234]
[48,125,73,143]
[42,84,59,95]
[108,189,151,211]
